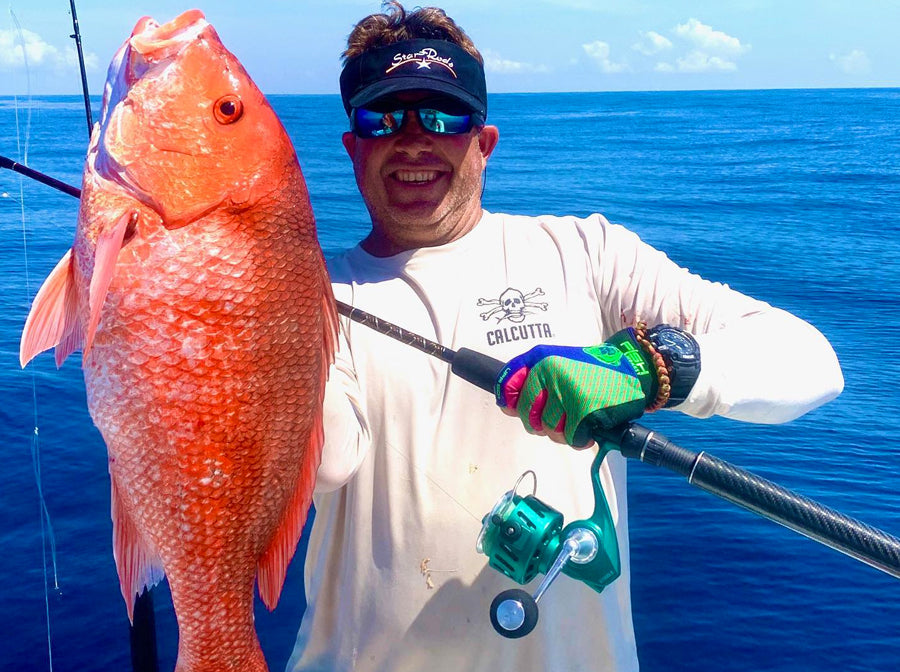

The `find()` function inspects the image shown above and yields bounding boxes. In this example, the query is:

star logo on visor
[386,48,458,77]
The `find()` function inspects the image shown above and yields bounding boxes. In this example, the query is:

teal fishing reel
[476,443,621,638]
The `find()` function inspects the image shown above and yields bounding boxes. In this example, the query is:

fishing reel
[476,445,621,638]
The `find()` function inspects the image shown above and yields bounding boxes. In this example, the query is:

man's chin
[383,201,446,226]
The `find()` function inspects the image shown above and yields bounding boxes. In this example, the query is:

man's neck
[361,206,484,257]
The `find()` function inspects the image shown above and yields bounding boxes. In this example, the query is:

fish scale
[20,10,337,672]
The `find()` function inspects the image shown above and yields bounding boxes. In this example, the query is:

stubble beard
[367,165,483,252]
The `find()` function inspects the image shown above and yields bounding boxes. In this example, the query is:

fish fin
[256,411,324,610]
[256,265,337,610]
[111,475,164,623]
[19,249,81,368]
[54,316,85,367]
[320,264,339,369]
[83,211,137,360]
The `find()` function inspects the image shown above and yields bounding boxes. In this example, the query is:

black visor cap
[340,39,487,119]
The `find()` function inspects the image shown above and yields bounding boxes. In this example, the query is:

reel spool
[476,446,622,638]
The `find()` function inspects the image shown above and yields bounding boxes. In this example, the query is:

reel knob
[489,588,539,639]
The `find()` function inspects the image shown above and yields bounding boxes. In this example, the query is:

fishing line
[383,440,482,525]
[9,6,59,670]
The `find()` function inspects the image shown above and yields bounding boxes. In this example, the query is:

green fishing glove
[494,328,661,447]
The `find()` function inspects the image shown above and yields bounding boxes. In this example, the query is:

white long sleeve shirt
[287,211,843,672]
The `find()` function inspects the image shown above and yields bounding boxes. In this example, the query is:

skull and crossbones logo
[477,287,548,323]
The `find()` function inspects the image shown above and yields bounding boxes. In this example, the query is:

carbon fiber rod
[0,155,82,198]
[611,423,900,579]
[336,301,455,363]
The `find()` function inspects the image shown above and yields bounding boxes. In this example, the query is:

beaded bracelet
[633,323,672,413]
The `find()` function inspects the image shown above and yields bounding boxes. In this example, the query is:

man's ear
[342,131,357,159]
[478,125,499,162]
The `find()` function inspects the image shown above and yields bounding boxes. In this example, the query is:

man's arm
[682,308,843,423]
[596,217,844,424]
[496,215,844,442]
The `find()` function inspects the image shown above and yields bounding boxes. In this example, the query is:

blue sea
[1,89,899,671]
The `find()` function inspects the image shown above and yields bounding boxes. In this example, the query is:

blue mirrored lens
[417,109,474,134]
[352,108,405,138]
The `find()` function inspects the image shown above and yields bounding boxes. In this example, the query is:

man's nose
[395,110,432,149]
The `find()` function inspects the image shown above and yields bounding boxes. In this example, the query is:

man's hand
[494,328,662,448]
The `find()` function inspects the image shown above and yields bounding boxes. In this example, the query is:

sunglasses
[350,105,484,139]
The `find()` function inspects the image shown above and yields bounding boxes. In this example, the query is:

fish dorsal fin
[110,474,165,623]
[83,211,137,361]
[20,249,80,368]
[256,263,338,610]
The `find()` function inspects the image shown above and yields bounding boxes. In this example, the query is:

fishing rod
[0,2,93,195]
[68,0,93,135]
[12,163,900,634]
[0,155,81,197]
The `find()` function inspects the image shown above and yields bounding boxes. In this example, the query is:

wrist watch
[645,324,701,407]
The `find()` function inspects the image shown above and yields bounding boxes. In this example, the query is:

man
[287,3,844,671]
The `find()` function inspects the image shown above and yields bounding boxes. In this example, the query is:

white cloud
[482,49,549,75]
[830,49,870,75]
[582,41,628,73]
[674,50,738,73]
[648,19,749,73]
[633,31,672,56]
[0,28,98,72]
[674,18,748,56]
[0,28,59,68]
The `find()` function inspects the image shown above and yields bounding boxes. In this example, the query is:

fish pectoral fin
[20,249,82,368]
[84,211,138,360]
[111,475,165,623]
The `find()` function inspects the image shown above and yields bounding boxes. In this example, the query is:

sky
[0,0,898,96]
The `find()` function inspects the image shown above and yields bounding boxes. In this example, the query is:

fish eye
[214,95,243,124]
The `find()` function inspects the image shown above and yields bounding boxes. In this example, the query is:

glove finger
[527,389,549,431]
[540,393,566,436]
[554,413,567,434]
[498,366,529,409]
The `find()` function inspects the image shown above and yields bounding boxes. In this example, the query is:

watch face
[651,327,699,360]
[656,328,691,351]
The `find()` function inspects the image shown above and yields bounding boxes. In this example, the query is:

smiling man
[287,3,843,672]
[340,42,498,256]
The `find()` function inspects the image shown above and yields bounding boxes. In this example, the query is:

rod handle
[451,347,506,394]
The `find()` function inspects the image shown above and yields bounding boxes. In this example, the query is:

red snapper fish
[19,10,337,671]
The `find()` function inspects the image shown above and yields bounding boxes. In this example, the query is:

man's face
[342,91,499,256]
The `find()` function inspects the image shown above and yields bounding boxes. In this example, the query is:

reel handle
[489,528,600,639]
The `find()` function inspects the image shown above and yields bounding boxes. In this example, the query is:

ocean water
[1,89,899,671]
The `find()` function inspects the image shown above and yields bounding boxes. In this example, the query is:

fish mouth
[101,11,210,125]
[93,10,222,228]
[127,10,210,68]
